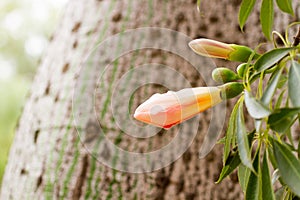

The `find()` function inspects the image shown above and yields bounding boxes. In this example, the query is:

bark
[1,0,298,199]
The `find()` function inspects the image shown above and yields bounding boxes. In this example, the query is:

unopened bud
[134,87,223,129]
[228,44,255,62]
[212,67,240,83]
[219,82,244,99]
[189,39,258,62]
[189,39,233,59]
[236,63,248,78]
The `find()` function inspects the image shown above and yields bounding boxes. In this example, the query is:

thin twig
[292,26,300,46]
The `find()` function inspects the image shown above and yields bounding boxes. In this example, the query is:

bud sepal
[219,82,244,99]
[212,67,240,83]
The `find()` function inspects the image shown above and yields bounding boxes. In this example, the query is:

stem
[249,55,289,84]
[292,26,300,47]
[257,72,264,98]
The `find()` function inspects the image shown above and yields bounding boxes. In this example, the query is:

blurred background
[0,0,67,184]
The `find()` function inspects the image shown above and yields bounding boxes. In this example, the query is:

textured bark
[1,0,298,199]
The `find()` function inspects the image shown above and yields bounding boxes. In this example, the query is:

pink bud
[189,38,256,62]
[189,39,234,59]
[134,87,222,129]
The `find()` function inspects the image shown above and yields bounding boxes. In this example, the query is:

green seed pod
[236,63,248,78]
[212,67,240,83]
[219,82,244,99]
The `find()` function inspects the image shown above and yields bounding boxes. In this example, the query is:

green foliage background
[0,0,66,184]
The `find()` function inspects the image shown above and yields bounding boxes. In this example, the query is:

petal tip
[188,40,197,50]
[133,111,139,119]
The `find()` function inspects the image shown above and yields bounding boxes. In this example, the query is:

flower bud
[236,63,248,78]
[219,82,244,99]
[189,39,257,62]
[228,44,254,62]
[189,39,234,59]
[212,67,240,83]
[134,87,222,129]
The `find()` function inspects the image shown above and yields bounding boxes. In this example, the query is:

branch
[292,26,300,47]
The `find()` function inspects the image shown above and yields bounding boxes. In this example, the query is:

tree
[1,0,297,199]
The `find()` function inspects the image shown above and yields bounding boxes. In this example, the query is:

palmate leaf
[260,0,274,40]
[267,147,277,169]
[268,108,300,133]
[239,0,257,31]
[274,187,285,200]
[223,100,240,164]
[288,61,300,107]
[275,0,294,15]
[261,68,283,105]
[216,151,241,183]
[219,130,255,184]
[245,91,271,119]
[276,74,287,89]
[237,0,294,36]
[273,140,300,197]
[275,89,286,109]
[261,152,275,200]
[245,149,260,200]
[254,47,294,72]
[238,164,251,192]
[236,99,253,171]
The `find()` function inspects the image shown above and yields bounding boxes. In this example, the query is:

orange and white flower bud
[189,39,234,59]
[134,87,222,129]
[189,38,255,62]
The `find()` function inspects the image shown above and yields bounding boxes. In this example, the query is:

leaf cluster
[217,29,300,199]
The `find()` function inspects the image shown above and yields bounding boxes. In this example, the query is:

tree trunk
[1,0,297,199]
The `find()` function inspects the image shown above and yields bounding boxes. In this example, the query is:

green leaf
[288,61,300,107]
[260,0,274,40]
[268,108,300,133]
[245,149,260,200]
[236,100,253,170]
[239,0,257,30]
[275,89,286,109]
[245,91,272,119]
[247,130,255,147]
[224,101,239,164]
[274,187,285,200]
[286,128,295,149]
[267,147,277,169]
[261,152,276,200]
[238,164,251,193]
[261,68,283,105]
[298,139,300,159]
[254,48,294,72]
[275,0,294,15]
[217,137,226,144]
[277,74,287,89]
[273,140,300,197]
[216,152,241,183]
